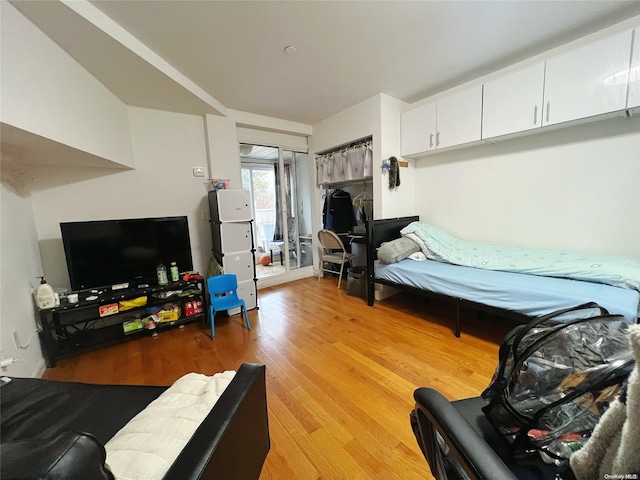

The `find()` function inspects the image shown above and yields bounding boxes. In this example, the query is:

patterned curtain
[315,140,372,186]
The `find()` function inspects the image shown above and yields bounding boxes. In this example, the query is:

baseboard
[256,266,314,289]
[34,359,46,378]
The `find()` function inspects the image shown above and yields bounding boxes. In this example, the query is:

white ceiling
[10,0,640,125]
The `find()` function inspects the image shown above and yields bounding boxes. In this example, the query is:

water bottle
[156,264,168,286]
[170,262,179,282]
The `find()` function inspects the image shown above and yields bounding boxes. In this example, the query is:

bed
[366,216,640,336]
[0,363,269,480]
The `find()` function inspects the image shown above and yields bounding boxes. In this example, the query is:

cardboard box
[123,319,143,334]
[184,299,204,316]
[157,303,181,322]
[99,303,119,317]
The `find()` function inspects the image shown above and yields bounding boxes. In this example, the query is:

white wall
[413,115,640,256]
[203,114,310,193]
[0,2,135,168]
[311,95,380,155]
[400,17,640,258]
[30,107,212,290]
[378,94,415,219]
[204,115,242,188]
[0,181,46,377]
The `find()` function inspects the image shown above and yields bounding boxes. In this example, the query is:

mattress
[375,258,640,322]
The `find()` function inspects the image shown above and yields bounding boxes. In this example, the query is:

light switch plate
[192,167,205,177]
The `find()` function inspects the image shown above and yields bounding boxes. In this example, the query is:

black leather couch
[1,363,270,480]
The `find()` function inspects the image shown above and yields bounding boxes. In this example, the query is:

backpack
[482,302,634,466]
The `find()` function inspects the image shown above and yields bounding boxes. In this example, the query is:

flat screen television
[60,216,193,291]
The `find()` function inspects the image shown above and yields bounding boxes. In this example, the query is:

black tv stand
[37,278,206,368]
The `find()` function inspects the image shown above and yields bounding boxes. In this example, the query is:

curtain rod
[315,135,372,157]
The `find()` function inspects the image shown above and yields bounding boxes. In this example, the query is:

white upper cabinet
[482,63,545,139]
[402,27,635,156]
[436,85,483,149]
[543,30,632,126]
[401,101,436,156]
[627,27,640,109]
[401,85,482,156]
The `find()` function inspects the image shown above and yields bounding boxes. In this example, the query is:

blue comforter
[401,222,640,292]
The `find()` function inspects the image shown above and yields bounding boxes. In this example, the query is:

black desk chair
[411,388,559,480]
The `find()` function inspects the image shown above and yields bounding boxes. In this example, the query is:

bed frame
[365,216,531,337]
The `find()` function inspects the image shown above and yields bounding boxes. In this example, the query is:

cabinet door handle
[436,131,440,147]
[429,133,434,148]
[533,105,538,125]
[545,102,550,122]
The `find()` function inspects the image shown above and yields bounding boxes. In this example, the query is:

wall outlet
[192,167,205,177]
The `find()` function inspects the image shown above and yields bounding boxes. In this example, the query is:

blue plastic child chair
[206,274,251,339]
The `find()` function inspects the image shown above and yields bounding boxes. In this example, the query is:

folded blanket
[105,370,236,480]
[401,222,640,293]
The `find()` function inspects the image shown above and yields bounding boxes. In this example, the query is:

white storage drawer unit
[212,222,253,253]
[237,280,257,310]
[208,189,258,310]
[220,251,255,283]
[208,189,252,222]
[227,280,258,315]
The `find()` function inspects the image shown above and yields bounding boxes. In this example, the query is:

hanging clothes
[322,192,333,230]
[323,189,356,233]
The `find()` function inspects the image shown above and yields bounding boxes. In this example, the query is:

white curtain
[315,140,372,186]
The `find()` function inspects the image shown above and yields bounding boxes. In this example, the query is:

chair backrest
[317,229,346,252]
[207,274,239,298]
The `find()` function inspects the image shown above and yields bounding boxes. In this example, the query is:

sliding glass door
[285,150,313,269]
[241,144,311,280]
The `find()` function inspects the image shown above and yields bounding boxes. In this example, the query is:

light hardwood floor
[43,276,514,479]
